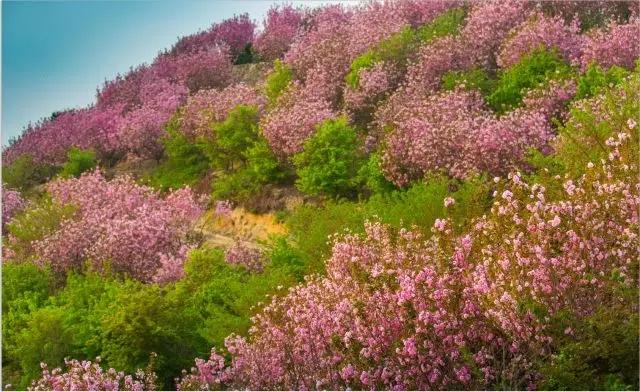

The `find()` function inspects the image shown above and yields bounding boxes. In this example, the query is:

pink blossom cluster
[172,46,234,92]
[2,188,26,227]
[118,79,188,160]
[260,81,336,158]
[405,0,531,97]
[344,61,399,112]
[176,349,230,391]
[179,126,638,390]
[284,5,353,82]
[579,18,640,70]
[3,105,124,166]
[30,357,157,391]
[224,242,265,273]
[178,84,265,139]
[25,170,204,282]
[171,13,255,58]
[521,78,578,121]
[254,5,305,61]
[497,12,583,69]
[379,87,559,186]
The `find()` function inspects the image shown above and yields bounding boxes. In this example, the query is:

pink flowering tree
[260,80,336,158]
[254,5,304,61]
[580,18,640,70]
[118,79,188,160]
[30,357,157,391]
[379,84,568,186]
[179,123,638,390]
[171,13,254,59]
[497,12,583,69]
[22,170,204,283]
[178,84,265,139]
[2,188,27,227]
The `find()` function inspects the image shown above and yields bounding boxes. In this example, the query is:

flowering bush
[3,106,124,167]
[175,49,233,93]
[25,170,204,282]
[30,357,157,391]
[254,5,304,61]
[260,82,336,158]
[224,242,265,273]
[497,12,583,69]
[379,86,561,186]
[2,189,26,227]
[579,18,640,70]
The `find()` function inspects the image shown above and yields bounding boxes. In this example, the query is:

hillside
[2,1,640,390]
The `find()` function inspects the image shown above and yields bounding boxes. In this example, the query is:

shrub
[4,197,76,263]
[211,105,261,170]
[59,148,97,178]
[554,69,639,175]
[541,303,639,391]
[10,307,73,388]
[264,60,293,104]
[487,48,573,113]
[292,118,364,198]
[146,119,210,191]
[171,246,299,352]
[2,263,54,388]
[2,154,58,192]
[575,62,631,100]
[286,175,491,274]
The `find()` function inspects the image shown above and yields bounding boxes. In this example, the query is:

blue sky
[2,0,357,146]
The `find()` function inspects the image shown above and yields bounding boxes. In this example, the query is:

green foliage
[346,7,466,88]
[2,263,54,388]
[11,307,73,387]
[442,68,496,95]
[576,63,630,100]
[59,148,97,178]
[554,69,639,176]
[5,197,76,263]
[211,112,290,204]
[146,117,210,191]
[265,60,293,104]
[293,117,364,198]
[212,105,261,169]
[357,152,397,195]
[487,49,573,113]
[542,304,639,390]
[286,175,491,273]
[97,282,207,388]
[173,247,299,350]
[414,6,466,42]
[2,154,58,193]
